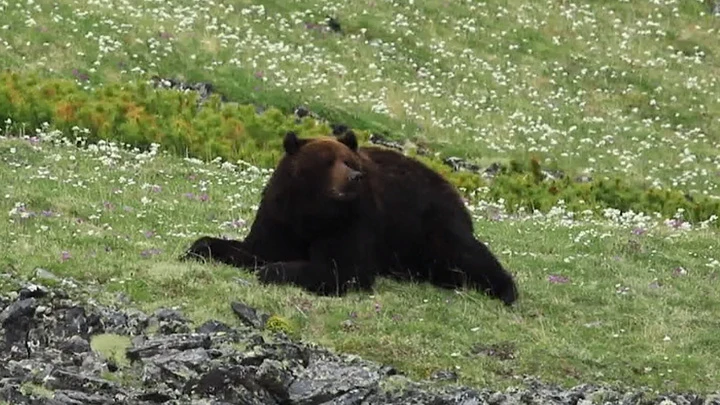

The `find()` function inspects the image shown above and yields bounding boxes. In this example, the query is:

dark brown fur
[181,130,519,305]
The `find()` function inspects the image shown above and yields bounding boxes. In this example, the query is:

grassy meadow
[2,0,720,395]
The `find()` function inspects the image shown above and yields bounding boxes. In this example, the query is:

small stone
[0,298,37,326]
[341,319,356,331]
[126,333,212,361]
[255,359,294,401]
[35,305,49,315]
[231,301,270,329]
[431,369,458,382]
[60,335,91,354]
[35,267,60,282]
[487,392,507,405]
[153,308,187,322]
[196,319,232,334]
[18,284,48,299]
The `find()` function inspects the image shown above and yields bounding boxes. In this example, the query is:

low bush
[1,70,718,227]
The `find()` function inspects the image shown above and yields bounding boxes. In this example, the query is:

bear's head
[281,130,366,201]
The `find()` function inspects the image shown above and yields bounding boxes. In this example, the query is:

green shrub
[1,70,718,227]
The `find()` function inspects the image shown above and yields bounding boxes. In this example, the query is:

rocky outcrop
[1,272,718,404]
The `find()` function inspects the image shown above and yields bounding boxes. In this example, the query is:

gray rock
[52,390,118,405]
[196,319,232,334]
[0,297,37,326]
[255,358,295,401]
[126,333,212,361]
[231,300,270,329]
[60,335,90,354]
[35,267,61,282]
[150,307,191,335]
[18,284,48,300]
[287,354,382,404]
[2,279,719,405]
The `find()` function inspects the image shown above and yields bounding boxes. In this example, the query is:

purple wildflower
[60,251,71,262]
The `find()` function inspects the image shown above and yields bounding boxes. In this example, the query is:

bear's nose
[348,169,363,181]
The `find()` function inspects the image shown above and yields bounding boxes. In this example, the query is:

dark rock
[326,15,342,33]
[191,366,279,404]
[255,358,295,401]
[368,132,404,151]
[196,319,232,334]
[319,388,374,404]
[60,335,90,354]
[287,353,382,404]
[0,297,37,326]
[52,390,118,405]
[149,76,226,104]
[106,359,119,372]
[1,278,719,405]
[483,162,504,177]
[18,284,48,300]
[293,105,325,124]
[44,369,124,397]
[126,333,212,361]
[443,156,481,173]
[152,308,186,323]
[135,390,174,403]
[150,307,190,335]
[294,105,310,118]
[231,300,270,329]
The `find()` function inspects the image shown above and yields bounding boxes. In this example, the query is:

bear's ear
[283,131,309,155]
[337,130,358,152]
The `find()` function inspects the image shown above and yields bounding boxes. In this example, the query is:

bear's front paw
[497,281,519,306]
[179,236,215,262]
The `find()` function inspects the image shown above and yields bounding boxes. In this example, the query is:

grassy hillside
[2,0,720,395]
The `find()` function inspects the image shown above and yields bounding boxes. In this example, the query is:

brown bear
[180,129,519,305]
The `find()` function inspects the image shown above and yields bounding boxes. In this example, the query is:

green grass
[2,0,720,396]
[2,136,720,393]
[2,0,720,192]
